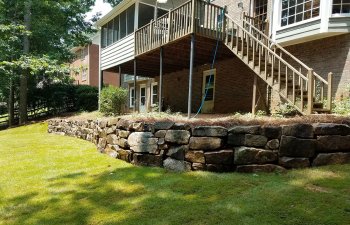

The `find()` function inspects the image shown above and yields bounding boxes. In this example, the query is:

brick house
[95,0,350,116]
[70,33,121,87]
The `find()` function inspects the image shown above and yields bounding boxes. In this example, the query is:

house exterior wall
[153,57,266,114]
[285,33,350,99]
[71,44,120,87]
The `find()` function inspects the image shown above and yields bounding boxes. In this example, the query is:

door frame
[139,84,147,113]
[201,69,216,114]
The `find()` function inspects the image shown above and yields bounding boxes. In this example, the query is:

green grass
[0,123,350,225]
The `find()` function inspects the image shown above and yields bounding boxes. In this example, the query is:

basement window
[280,0,320,27]
[332,0,350,15]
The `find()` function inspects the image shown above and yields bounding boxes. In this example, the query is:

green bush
[75,85,98,112]
[100,86,128,115]
[333,85,350,115]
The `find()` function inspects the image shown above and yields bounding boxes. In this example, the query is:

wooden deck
[119,34,233,76]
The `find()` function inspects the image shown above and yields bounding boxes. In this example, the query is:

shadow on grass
[2,164,350,225]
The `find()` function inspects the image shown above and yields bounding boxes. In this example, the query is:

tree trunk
[19,0,32,125]
[8,77,14,127]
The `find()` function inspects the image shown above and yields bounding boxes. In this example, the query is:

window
[151,83,158,106]
[129,87,135,107]
[100,4,135,48]
[82,68,87,81]
[255,0,268,23]
[281,0,320,27]
[332,0,350,15]
[127,4,135,34]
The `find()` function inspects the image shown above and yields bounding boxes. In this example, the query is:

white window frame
[331,0,350,17]
[278,0,321,29]
[151,82,158,106]
[81,68,87,81]
[129,86,135,108]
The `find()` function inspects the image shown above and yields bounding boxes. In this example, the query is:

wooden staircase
[222,14,333,115]
[134,0,333,115]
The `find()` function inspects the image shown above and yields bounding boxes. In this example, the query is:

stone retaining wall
[48,119,350,173]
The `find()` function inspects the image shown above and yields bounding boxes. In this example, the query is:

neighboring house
[95,0,350,115]
[70,33,121,87]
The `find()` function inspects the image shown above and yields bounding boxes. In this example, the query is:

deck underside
[108,35,234,77]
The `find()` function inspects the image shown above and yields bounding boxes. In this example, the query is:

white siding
[101,34,135,70]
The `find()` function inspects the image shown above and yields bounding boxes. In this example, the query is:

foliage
[0,123,350,225]
[100,86,128,116]
[75,85,98,112]
[333,84,350,115]
[273,101,299,117]
[103,0,123,7]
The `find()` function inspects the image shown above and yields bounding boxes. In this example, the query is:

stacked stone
[48,119,350,173]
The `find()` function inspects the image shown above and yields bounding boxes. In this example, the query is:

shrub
[333,84,350,115]
[273,102,299,117]
[100,86,128,115]
[75,85,98,112]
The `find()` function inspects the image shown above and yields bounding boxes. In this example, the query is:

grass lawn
[0,123,350,225]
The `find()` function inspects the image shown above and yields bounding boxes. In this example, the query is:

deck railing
[135,0,225,56]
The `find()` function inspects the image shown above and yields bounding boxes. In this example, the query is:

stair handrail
[225,14,308,81]
[242,14,328,85]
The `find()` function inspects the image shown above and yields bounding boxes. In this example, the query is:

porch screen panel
[332,0,350,14]
[138,3,155,28]
[127,4,135,34]
[113,16,119,42]
[101,25,107,48]
[120,11,127,39]
[107,21,113,46]
[281,0,320,27]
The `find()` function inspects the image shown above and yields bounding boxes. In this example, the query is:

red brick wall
[89,44,120,87]
[285,34,350,99]
[155,57,265,114]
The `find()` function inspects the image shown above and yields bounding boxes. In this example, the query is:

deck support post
[98,70,103,111]
[134,59,137,113]
[159,47,163,113]
[188,34,195,119]
[118,66,122,87]
[252,75,257,115]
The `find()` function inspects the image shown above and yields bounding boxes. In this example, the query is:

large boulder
[185,150,205,163]
[189,137,224,150]
[313,123,350,136]
[128,132,157,146]
[234,147,277,165]
[316,135,350,153]
[244,134,268,147]
[163,158,190,172]
[228,125,260,134]
[312,153,350,166]
[279,135,316,157]
[107,118,119,126]
[155,130,167,138]
[106,134,118,145]
[128,132,158,153]
[166,145,188,160]
[118,130,130,138]
[282,124,314,138]
[204,150,234,165]
[227,133,245,146]
[116,119,131,130]
[165,130,191,144]
[236,164,286,173]
[261,126,282,139]
[192,126,228,137]
[278,157,310,169]
[266,139,280,150]
[132,154,163,167]
[117,149,133,162]
[192,163,206,171]
[154,121,175,130]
